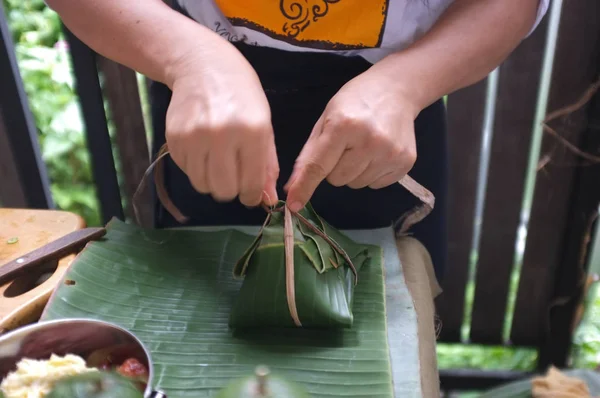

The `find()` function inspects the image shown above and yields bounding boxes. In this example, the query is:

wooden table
[0,208,84,333]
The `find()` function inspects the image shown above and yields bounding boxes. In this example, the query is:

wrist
[162,40,212,89]
[162,25,241,89]
[370,52,441,118]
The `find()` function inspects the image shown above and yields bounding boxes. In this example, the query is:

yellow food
[0,354,97,398]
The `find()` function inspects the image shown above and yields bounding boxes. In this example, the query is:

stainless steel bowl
[0,318,166,398]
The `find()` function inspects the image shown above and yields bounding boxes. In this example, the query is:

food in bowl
[0,354,96,397]
[0,319,161,398]
[0,348,149,398]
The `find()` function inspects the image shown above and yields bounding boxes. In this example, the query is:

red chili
[117,358,149,382]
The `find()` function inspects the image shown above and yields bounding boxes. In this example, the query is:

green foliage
[4,0,101,225]
[47,372,144,398]
[437,344,537,371]
[3,0,60,46]
[572,282,600,369]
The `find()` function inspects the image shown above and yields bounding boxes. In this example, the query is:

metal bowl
[0,318,166,398]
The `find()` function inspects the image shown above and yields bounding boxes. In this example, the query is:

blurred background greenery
[4,0,101,224]
[3,0,600,385]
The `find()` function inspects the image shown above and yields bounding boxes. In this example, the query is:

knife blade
[0,227,106,286]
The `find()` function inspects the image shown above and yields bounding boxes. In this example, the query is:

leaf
[50,101,84,134]
[296,219,335,274]
[43,220,393,398]
[230,243,355,328]
[229,203,368,329]
[216,368,309,398]
[46,372,144,398]
[41,133,75,160]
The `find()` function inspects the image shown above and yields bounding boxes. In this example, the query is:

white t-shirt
[176,0,550,63]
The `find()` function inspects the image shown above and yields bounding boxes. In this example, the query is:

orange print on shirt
[215,0,390,50]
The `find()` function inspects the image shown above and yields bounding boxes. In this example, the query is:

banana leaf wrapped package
[133,144,436,331]
[229,201,371,329]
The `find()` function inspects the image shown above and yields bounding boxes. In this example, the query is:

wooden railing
[1,0,599,391]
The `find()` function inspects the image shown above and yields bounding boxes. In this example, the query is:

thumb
[262,136,280,206]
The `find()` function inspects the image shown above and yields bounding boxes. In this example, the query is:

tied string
[133,143,189,227]
[134,144,436,236]
[395,174,435,236]
[263,202,359,327]
[264,202,359,284]
[283,205,301,327]
[259,204,358,327]
[133,145,436,328]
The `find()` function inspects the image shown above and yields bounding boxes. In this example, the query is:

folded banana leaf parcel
[131,143,435,332]
[229,201,371,329]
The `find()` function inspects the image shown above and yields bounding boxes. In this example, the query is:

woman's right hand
[165,43,279,208]
[44,0,278,207]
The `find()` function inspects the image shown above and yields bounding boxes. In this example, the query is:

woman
[46,0,548,281]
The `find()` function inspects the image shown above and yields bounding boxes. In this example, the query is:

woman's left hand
[285,70,420,213]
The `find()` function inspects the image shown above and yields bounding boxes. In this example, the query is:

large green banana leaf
[42,219,421,397]
[230,202,370,329]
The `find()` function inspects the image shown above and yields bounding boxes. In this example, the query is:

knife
[0,227,106,286]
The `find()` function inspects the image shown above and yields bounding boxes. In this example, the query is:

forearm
[46,0,239,87]
[371,0,540,114]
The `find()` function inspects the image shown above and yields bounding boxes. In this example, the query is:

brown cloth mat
[397,236,443,398]
[532,366,596,398]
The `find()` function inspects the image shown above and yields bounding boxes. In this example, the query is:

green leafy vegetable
[46,372,143,398]
[216,366,309,398]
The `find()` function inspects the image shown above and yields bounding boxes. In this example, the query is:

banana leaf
[42,219,421,397]
[230,201,370,329]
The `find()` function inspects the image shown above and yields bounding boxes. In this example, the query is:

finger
[326,148,371,187]
[284,116,324,193]
[369,170,406,190]
[283,163,299,193]
[186,152,211,194]
[238,137,269,207]
[207,142,239,202]
[286,122,346,212]
[262,135,280,206]
[166,144,188,178]
[359,143,417,189]
[347,159,391,189]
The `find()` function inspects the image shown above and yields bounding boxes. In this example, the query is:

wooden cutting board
[0,208,84,333]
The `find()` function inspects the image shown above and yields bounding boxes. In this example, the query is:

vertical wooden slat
[469,18,549,344]
[540,92,600,367]
[435,81,487,343]
[0,3,53,209]
[98,57,153,227]
[511,0,600,348]
[0,112,27,207]
[63,26,124,224]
